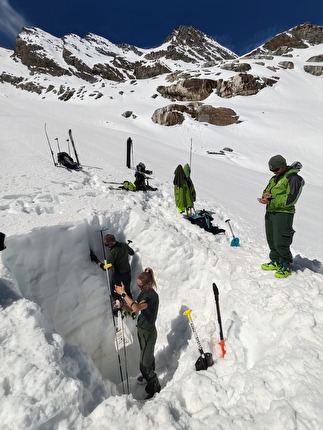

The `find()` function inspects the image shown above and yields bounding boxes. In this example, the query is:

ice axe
[183,309,214,371]
[225,219,240,246]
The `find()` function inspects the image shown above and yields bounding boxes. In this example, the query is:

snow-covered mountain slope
[0,23,323,430]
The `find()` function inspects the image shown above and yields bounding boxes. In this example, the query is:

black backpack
[57,152,80,170]
[188,210,225,235]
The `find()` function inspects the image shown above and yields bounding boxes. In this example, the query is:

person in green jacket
[173,164,196,215]
[115,267,161,399]
[90,233,135,299]
[258,155,304,278]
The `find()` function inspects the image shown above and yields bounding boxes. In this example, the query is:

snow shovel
[225,219,240,246]
[183,309,214,371]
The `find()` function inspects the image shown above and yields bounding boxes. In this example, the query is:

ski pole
[99,228,126,394]
[212,283,226,358]
[55,137,61,152]
[67,139,71,155]
[183,309,214,371]
[44,123,57,166]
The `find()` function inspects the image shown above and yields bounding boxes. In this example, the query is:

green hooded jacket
[173,165,195,209]
[262,166,304,214]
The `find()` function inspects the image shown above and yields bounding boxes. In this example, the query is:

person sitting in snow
[135,162,152,191]
[120,162,155,192]
[134,162,153,191]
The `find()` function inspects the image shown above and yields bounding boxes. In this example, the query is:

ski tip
[212,283,219,297]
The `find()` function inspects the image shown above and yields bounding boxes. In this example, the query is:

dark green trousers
[265,212,295,264]
[137,326,161,395]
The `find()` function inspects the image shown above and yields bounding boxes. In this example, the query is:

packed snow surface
[0,42,323,430]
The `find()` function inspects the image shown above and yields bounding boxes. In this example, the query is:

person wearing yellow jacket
[258,155,304,278]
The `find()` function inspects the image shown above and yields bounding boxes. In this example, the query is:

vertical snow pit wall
[2,222,138,385]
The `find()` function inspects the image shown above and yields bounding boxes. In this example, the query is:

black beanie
[268,155,287,171]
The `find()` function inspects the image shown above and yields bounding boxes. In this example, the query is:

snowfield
[0,40,323,430]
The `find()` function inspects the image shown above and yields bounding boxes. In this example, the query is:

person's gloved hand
[90,250,100,264]
[100,262,112,271]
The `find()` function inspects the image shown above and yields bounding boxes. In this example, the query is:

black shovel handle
[213,283,224,341]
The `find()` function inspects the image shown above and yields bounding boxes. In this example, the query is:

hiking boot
[261,261,280,271]
[145,376,161,399]
[275,263,291,278]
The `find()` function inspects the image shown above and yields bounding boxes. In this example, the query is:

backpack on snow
[122,181,137,191]
[57,152,80,170]
[188,210,225,235]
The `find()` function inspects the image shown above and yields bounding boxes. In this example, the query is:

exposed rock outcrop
[157,78,217,101]
[151,103,240,126]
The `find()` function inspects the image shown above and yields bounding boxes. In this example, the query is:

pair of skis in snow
[184,283,226,371]
[44,123,81,169]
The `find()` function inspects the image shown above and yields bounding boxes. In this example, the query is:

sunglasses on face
[271,167,280,173]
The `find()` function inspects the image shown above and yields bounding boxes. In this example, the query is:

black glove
[90,250,100,264]
[145,170,152,175]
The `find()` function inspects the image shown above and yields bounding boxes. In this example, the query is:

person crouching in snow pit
[115,267,161,400]
[173,164,196,215]
[90,233,134,299]
[258,155,304,279]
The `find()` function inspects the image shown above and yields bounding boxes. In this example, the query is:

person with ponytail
[115,267,161,399]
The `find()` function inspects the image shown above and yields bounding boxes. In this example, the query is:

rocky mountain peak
[160,25,237,63]
[246,21,323,57]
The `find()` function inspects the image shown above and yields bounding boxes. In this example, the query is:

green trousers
[265,212,295,264]
[137,326,161,396]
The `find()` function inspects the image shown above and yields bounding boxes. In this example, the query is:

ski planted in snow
[68,129,80,166]
[44,123,57,166]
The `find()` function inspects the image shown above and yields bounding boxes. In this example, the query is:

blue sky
[0,0,322,55]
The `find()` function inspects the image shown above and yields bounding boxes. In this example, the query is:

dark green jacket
[137,289,159,331]
[183,163,196,202]
[107,241,134,274]
[263,166,304,214]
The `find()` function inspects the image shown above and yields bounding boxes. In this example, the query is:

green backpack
[123,181,136,191]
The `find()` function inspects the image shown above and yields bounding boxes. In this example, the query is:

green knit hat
[268,155,287,171]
